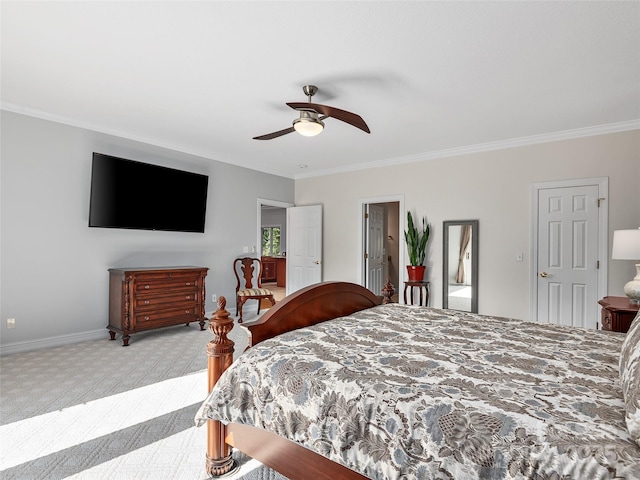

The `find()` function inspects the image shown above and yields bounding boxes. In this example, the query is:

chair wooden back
[234,257,264,292]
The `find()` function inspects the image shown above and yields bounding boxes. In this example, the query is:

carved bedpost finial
[205,295,237,476]
[208,296,234,352]
[216,296,226,310]
[382,276,395,304]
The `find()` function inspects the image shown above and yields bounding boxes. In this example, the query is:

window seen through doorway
[262,226,281,256]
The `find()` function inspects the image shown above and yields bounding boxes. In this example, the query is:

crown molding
[0,102,294,179]
[294,119,640,179]
[3,102,637,181]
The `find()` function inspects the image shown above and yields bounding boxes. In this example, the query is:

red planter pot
[407,265,426,282]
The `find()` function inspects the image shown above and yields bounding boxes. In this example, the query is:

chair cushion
[620,309,640,447]
[237,288,273,297]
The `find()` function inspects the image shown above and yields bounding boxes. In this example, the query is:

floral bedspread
[195,304,640,479]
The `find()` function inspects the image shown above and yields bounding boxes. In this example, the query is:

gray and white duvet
[195,304,640,479]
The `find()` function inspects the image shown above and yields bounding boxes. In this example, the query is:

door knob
[540,272,548,278]
[314,260,322,265]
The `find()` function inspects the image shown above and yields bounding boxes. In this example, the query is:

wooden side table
[598,296,639,333]
[404,281,430,306]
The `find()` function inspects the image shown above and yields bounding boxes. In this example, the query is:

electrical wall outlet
[7,318,16,329]
[211,294,217,303]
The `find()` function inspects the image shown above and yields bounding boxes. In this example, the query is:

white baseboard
[1,306,245,356]
[0,328,106,356]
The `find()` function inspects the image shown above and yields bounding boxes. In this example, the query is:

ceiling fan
[253,85,371,140]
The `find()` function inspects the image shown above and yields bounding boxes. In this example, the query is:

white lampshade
[612,228,640,260]
[293,118,324,137]
[292,111,324,137]
[612,228,640,305]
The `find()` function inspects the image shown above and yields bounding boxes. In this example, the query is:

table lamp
[612,228,640,305]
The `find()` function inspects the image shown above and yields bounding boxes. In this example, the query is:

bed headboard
[244,281,380,346]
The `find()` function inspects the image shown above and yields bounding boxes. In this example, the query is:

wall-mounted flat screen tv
[89,153,209,233]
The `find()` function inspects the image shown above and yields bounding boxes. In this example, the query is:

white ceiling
[2,1,639,179]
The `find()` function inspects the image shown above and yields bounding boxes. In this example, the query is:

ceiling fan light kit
[293,111,324,137]
[253,85,370,140]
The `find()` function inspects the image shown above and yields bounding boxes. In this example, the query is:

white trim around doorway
[529,177,608,323]
[358,194,406,297]
[257,198,294,258]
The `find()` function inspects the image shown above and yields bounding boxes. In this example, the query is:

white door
[366,204,386,295]
[536,185,600,328]
[286,205,322,295]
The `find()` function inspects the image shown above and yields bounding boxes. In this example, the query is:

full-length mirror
[443,220,478,312]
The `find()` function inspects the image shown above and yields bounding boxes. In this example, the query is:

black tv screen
[89,153,209,233]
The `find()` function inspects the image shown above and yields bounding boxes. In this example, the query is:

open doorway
[359,195,405,301]
[257,199,292,302]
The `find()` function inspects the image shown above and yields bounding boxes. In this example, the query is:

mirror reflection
[443,220,478,312]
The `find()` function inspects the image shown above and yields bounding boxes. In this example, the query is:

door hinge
[364,212,369,219]
[364,252,369,259]
[597,260,600,269]
[597,198,606,207]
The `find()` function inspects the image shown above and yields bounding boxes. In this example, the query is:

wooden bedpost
[382,276,395,304]
[205,296,237,476]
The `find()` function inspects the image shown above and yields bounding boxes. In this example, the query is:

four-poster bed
[196,281,640,479]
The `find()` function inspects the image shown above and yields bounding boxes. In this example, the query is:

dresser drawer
[134,291,199,310]
[133,274,201,294]
[601,311,613,331]
[135,306,200,328]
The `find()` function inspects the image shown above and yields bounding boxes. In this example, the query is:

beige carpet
[262,283,286,302]
[259,283,285,310]
[0,308,289,480]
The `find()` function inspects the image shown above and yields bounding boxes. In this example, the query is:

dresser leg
[122,335,130,347]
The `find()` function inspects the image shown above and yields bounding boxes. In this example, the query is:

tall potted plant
[405,211,430,282]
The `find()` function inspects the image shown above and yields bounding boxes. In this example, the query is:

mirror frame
[442,220,479,312]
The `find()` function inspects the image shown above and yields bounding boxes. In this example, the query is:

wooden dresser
[108,266,208,346]
[261,257,277,282]
[598,296,639,333]
[261,256,286,287]
[275,257,286,287]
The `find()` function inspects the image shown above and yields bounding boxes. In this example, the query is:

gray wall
[0,111,294,352]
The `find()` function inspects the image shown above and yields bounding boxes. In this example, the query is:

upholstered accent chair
[234,257,276,323]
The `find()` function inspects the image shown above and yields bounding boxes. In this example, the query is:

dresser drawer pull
[185,310,191,314]
[185,295,192,299]
[144,300,150,305]
[144,285,150,289]
[144,316,150,321]
[185,282,192,286]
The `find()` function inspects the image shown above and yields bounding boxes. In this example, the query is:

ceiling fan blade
[287,102,370,134]
[253,126,295,140]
